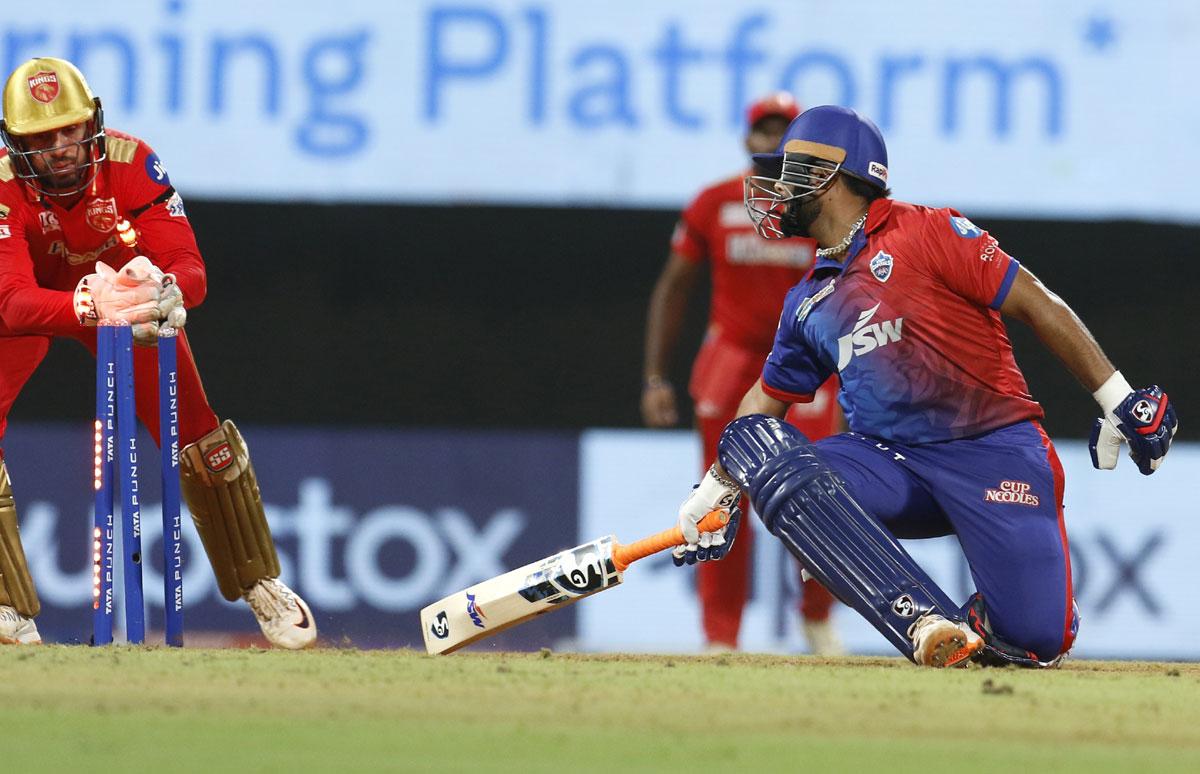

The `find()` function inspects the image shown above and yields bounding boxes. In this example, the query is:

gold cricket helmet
[1,57,107,196]
[2,57,98,135]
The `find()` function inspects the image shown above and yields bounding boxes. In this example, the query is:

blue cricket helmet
[752,105,889,189]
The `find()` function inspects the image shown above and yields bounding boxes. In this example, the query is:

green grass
[3,647,1197,773]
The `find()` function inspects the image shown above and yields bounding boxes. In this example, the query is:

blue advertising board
[6,423,1196,659]
[4,424,578,649]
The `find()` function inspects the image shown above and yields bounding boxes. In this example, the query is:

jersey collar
[811,198,894,274]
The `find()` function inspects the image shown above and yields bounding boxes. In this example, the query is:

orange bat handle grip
[611,509,730,572]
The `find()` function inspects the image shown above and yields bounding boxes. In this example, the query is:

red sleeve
[120,141,207,308]
[0,193,79,335]
[919,208,1017,309]
[669,189,712,263]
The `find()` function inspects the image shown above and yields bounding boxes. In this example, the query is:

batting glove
[672,464,741,566]
[1089,371,1178,476]
[672,504,741,566]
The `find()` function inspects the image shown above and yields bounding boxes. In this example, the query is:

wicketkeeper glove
[1089,371,1178,476]
[73,256,187,344]
[672,464,742,566]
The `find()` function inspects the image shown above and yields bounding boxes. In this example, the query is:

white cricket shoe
[244,578,317,650]
[0,604,41,645]
[803,618,845,656]
[907,613,982,667]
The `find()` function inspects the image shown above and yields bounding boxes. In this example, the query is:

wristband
[1092,370,1134,417]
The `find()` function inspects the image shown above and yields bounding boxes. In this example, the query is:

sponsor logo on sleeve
[869,250,894,282]
[166,191,187,218]
[39,210,61,234]
[27,71,59,103]
[85,197,119,232]
[979,236,998,262]
[145,152,171,186]
[949,216,982,238]
[0,224,10,240]
[983,480,1040,506]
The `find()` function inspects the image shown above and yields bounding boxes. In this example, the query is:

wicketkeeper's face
[16,121,91,190]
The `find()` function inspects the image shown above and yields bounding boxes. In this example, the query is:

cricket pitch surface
[5,647,1197,772]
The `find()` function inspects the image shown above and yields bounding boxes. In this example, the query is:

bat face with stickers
[420,509,729,654]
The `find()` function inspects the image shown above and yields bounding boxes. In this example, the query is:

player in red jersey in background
[641,93,843,653]
[0,58,314,648]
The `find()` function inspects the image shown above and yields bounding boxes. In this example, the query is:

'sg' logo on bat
[519,538,616,604]
[559,560,605,594]
[430,611,450,639]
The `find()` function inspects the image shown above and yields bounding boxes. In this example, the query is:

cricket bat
[420,509,730,654]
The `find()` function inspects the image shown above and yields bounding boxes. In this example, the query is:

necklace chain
[815,212,868,258]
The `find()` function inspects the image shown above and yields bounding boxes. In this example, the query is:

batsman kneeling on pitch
[673,105,1178,668]
[0,57,315,648]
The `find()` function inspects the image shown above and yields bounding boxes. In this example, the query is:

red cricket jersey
[0,129,206,337]
[671,174,817,353]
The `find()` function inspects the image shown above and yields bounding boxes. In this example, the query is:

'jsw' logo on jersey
[836,303,904,370]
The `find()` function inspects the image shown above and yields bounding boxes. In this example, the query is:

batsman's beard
[780,195,822,239]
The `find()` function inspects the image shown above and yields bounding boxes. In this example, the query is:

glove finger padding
[131,321,160,346]
[1089,418,1122,470]
[706,506,741,561]
[117,255,165,285]
[156,282,186,328]
[670,505,740,566]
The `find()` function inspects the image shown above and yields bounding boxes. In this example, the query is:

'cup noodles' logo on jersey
[983,480,1040,507]
[204,442,235,472]
[27,71,59,103]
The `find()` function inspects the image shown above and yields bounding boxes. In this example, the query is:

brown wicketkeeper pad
[0,460,40,617]
[180,420,281,601]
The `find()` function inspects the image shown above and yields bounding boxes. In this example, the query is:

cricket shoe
[907,613,982,667]
[244,578,317,650]
[0,605,41,645]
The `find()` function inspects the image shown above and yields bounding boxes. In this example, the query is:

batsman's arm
[641,252,701,427]
[999,266,1114,391]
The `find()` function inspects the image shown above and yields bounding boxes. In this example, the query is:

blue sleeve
[761,285,832,403]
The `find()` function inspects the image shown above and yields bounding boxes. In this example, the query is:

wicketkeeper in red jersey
[642,93,843,653]
[0,58,315,648]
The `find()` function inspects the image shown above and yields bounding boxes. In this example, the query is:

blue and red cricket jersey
[763,198,1042,443]
[758,198,1077,660]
